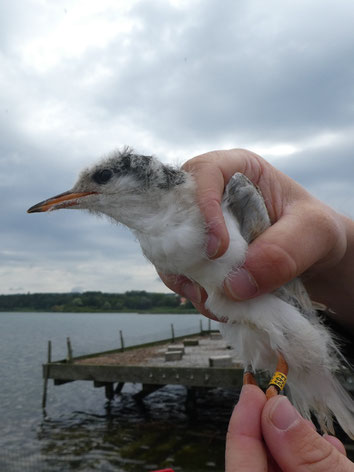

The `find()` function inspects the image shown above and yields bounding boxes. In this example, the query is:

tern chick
[28,147,354,438]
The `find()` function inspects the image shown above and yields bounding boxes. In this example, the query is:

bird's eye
[93,169,113,185]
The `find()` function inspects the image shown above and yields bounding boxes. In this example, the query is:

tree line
[0,290,196,313]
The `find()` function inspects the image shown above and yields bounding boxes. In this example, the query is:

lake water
[2,312,353,471]
[0,312,235,472]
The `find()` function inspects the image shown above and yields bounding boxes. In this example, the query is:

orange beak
[27,190,97,213]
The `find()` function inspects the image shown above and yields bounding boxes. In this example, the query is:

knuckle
[198,194,223,214]
[182,151,222,173]
[296,433,342,470]
[248,241,299,289]
[301,202,346,260]
[183,155,226,204]
[308,206,338,240]
[158,273,187,294]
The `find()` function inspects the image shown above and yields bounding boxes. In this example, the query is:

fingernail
[224,267,258,300]
[181,282,201,304]
[270,396,300,431]
[206,233,221,258]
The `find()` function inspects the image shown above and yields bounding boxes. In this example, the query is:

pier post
[200,319,203,335]
[171,323,175,343]
[66,337,73,362]
[42,340,52,409]
[105,383,114,401]
[119,330,125,352]
[133,384,166,401]
[186,386,197,411]
[114,382,125,395]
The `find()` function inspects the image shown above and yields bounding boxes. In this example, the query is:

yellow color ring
[268,371,287,391]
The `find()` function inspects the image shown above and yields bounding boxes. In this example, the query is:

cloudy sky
[1,0,354,295]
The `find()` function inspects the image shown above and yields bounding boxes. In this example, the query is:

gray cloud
[1,0,354,294]
[92,0,354,145]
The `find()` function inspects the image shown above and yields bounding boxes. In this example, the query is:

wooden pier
[42,331,250,407]
[42,330,354,408]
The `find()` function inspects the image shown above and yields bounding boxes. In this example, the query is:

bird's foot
[265,385,279,399]
[243,365,257,385]
[243,354,288,399]
[266,353,288,400]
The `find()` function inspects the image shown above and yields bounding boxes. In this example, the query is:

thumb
[224,202,345,300]
[261,395,352,472]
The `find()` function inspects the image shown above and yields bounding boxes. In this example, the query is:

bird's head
[27,148,189,231]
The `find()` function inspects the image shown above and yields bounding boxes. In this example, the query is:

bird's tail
[282,311,354,439]
[287,367,354,439]
[217,294,354,439]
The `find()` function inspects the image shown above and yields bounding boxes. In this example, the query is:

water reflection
[37,386,238,472]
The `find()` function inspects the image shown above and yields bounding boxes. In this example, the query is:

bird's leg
[243,365,257,386]
[266,352,288,400]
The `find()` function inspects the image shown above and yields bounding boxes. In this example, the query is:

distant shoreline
[0,309,198,314]
[0,291,197,314]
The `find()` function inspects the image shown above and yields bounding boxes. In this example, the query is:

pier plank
[43,334,245,390]
[45,363,245,388]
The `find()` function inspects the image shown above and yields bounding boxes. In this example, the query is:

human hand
[226,384,352,471]
[159,149,354,328]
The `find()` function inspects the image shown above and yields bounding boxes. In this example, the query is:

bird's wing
[223,173,270,243]
[223,173,314,318]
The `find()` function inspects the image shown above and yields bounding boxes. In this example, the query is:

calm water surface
[0,312,234,472]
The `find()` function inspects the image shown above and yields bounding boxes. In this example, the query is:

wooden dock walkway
[42,331,354,408]
[42,332,250,406]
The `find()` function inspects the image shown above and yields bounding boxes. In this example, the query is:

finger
[304,419,317,431]
[323,435,347,456]
[158,273,203,304]
[262,395,353,471]
[190,301,221,322]
[226,385,268,471]
[224,202,346,299]
[157,272,219,321]
[183,149,265,259]
[183,156,228,259]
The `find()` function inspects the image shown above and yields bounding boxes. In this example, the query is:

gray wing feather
[224,173,314,319]
[224,173,270,243]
